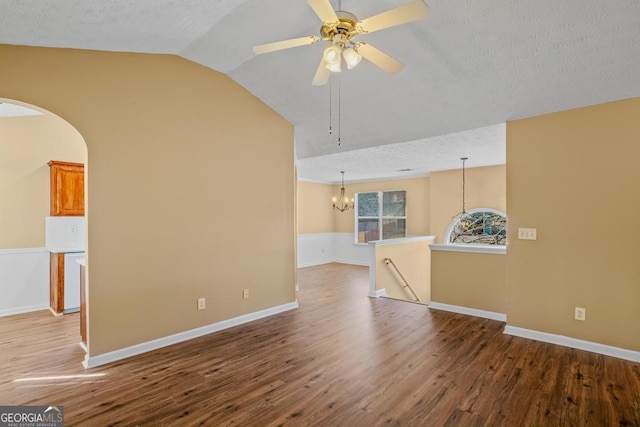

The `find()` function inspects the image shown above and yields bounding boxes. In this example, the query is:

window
[446,208,506,245]
[355,190,407,243]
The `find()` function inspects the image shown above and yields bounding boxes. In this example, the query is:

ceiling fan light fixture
[343,47,362,69]
[323,45,342,65]
[325,60,342,73]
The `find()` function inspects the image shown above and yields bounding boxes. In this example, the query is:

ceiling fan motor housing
[321,11,359,42]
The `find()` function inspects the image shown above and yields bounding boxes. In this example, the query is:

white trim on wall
[84,301,299,369]
[1,304,51,317]
[368,288,388,298]
[0,248,49,255]
[296,233,334,268]
[428,301,507,322]
[504,326,640,363]
[297,233,369,268]
[332,233,369,266]
[0,248,50,317]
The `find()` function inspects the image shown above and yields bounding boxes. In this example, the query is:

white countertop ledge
[429,244,506,255]
[47,247,86,254]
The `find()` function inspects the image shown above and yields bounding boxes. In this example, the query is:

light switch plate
[518,228,537,240]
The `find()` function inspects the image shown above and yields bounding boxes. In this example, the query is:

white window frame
[445,207,507,246]
[354,190,407,244]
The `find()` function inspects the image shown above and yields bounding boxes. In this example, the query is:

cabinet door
[50,253,65,315]
[48,161,84,216]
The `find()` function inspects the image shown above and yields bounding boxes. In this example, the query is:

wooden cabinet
[50,253,65,315]
[48,161,84,216]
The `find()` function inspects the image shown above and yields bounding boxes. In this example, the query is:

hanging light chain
[461,157,467,214]
[338,76,341,146]
[329,79,332,135]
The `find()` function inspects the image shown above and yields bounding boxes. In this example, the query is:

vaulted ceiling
[2,0,639,182]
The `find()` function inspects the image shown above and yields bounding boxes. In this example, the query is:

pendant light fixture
[453,157,473,229]
[333,171,354,212]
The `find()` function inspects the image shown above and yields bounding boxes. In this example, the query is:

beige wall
[0,45,295,356]
[431,251,507,314]
[334,176,431,235]
[296,180,334,234]
[429,165,506,243]
[0,113,86,249]
[507,97,640,352]
[375,239,433,303]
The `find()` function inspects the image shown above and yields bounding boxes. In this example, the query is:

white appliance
[63,252,85,313]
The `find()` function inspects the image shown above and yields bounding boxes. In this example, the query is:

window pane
[357,219,380,243]
[382,218,406,240]
[357,192,379,217]
[449,211,507,245]
[383,191,406,216]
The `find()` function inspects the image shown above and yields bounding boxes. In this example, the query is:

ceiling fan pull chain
[338,76,341,146]
[329,79,333,135]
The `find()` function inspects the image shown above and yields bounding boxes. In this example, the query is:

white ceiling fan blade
[253,36,320,54]
[357,43,404,74]
[359,0,429,34]
[312,58,331,86]
[307,0,339,24]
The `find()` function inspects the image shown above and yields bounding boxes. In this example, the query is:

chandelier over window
[333,171,354,212]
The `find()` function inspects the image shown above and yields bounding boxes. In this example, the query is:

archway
[0,98,88,358]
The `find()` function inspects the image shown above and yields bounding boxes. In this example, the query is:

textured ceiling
[298,123,505,183]
[2,0,639,182]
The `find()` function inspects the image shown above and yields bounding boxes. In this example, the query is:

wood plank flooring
[1,263,639,426]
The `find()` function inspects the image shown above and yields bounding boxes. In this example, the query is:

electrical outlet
[518,228,537,240]
[575,307,586,321]
[197,298,206,310]
[243,289,249,300]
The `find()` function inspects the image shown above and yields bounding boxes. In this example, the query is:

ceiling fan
[252,0,429,86]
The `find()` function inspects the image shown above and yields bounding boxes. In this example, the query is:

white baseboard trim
[333,259,369,266]
[368,288,388,298]
[0,304,50,318]
[298,260,369,268]
[428,301,507,322]
[49,307,63,317]
[504,325,640,363]
[83,301,299,369]
[297,260,332,268]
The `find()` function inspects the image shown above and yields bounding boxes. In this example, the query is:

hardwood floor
[1,263,639,426]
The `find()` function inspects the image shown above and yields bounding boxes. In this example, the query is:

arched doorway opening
[0,98,88,358]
